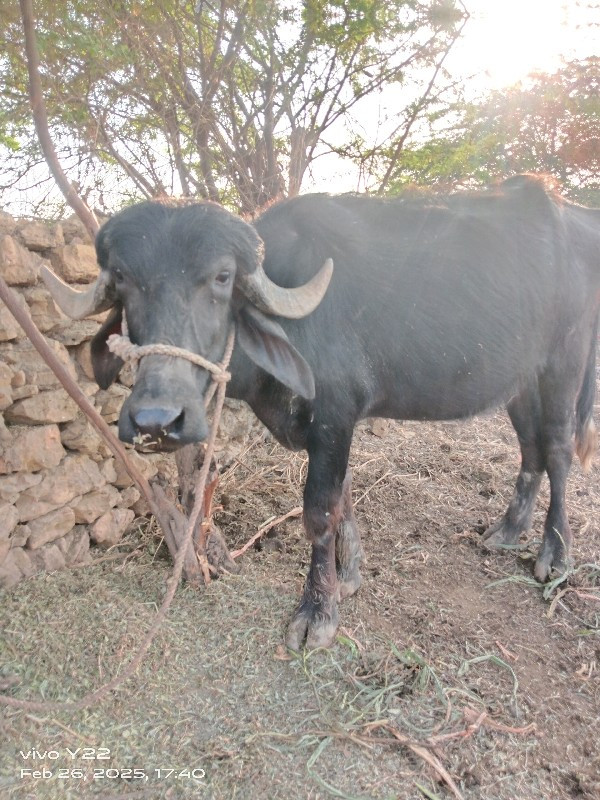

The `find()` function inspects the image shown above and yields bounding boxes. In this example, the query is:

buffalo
[43,175,599,649]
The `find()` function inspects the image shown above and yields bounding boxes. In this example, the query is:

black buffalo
[43,176,599,649]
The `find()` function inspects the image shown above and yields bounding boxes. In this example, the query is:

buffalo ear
[90,306,124,389]
[236,305,315,399]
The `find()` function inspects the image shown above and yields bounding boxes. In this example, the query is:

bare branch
[93,118,157,199]
[377,18,470,194]
[18,0,99,238]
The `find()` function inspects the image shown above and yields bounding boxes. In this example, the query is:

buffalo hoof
[481,518,521,550]
[337,570,362,601]
[534,541,568,582]
[285,603,339,651]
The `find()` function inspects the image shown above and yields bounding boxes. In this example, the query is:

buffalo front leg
[286,427,352,651]
[336,469,364,600]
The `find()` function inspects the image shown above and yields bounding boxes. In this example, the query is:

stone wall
[0,212,173,589]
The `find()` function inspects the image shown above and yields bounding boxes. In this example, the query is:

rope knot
[213,370,232,384]
[106,333,142,364]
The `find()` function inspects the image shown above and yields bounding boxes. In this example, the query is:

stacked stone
[0,211,169,588]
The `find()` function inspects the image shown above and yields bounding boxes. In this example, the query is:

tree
[1,0,467,215]
[370,57,599,203]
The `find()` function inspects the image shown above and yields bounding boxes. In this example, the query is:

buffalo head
[42,201,332,449]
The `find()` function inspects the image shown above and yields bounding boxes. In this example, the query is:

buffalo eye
[215,270,231,286]
[113,267,125,284]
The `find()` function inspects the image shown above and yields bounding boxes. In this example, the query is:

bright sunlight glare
[455,0,596,90]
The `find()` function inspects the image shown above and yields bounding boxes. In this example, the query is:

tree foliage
[1,0,466,215]
[374,58,599,203]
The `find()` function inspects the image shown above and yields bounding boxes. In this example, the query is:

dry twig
[230,506,303,559]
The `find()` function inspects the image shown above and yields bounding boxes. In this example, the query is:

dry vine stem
[0,276,233,712]
[0,1,237,712]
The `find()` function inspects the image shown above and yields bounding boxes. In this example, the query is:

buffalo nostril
[131,406,185,441]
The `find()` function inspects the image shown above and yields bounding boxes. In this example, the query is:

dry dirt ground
[1,382,599,799]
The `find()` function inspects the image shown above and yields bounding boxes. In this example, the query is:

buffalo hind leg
[286,427,352,650]
[336,469,364,600]
[534,367,580,580]
[483,384,544,550]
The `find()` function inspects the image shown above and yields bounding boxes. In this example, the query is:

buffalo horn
[40,266,115,319]
[239,258,333,319]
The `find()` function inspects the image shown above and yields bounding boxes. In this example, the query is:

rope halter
[106,314,235,408]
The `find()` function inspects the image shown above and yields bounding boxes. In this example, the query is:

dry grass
[1,381,600,798]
